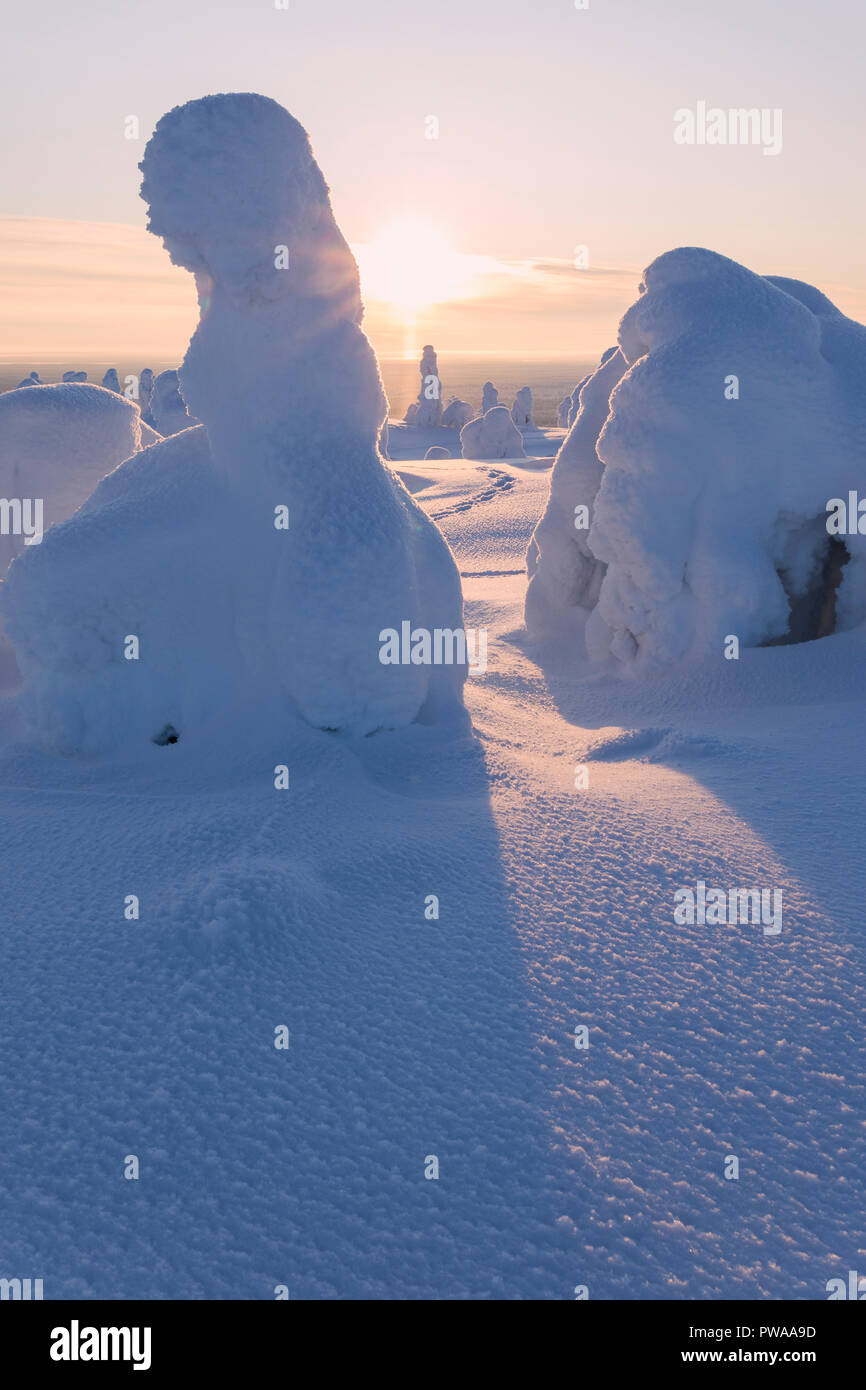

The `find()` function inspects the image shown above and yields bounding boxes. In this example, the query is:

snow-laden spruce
[566,369,596,428]
[148,368,198,436]
[0,383,158,580]
[525,348,624,641]
[404,344,443,427]
[138,367,155,418]
[526,247,866,665]
[511,386,533,427]
[440,397,474,430]
[481,381,499,413]
[461,404,527,460]
[3,93,467,750]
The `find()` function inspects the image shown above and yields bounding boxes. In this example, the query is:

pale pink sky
[2,0,865,360]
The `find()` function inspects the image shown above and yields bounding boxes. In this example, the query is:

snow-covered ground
[0,447,863,1300]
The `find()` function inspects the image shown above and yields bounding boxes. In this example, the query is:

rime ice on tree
[138,368,155,419]
[0,382,157,581]
[148,369,198,436]
[405,344,443,427]
[441,397,474,430]
[461,405,527,460]
[511,386,533,428]
[3,93,467,750]
[526,247,866,664]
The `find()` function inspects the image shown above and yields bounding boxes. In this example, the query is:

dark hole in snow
[153,724,179,745]
[768,536,850,646]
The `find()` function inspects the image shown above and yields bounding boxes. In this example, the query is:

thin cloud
[0,216,640,361]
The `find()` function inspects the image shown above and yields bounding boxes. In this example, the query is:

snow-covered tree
[461,405,527,460]
[511,386,533,427]
[526,248,866,666]
[404,344,443,427]
[3,94,468,750]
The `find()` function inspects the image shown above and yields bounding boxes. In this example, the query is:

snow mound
[3,93,467,751]
[584,726,762,764]
[461,405,527,461]
[0,383,151,579]
[526,247,866,666]
[101,368,120,393]
[161,856,338,957]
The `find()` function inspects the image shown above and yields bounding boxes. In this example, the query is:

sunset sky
[2,0,864,361]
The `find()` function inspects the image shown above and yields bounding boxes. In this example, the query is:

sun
[354,218,476,318]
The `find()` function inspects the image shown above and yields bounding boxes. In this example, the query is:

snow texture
[2,445,864,1300]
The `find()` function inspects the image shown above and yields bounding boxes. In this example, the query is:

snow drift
[526,247,866,666]
[3,93,467,751]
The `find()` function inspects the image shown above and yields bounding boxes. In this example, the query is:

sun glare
[354,218,477,318]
